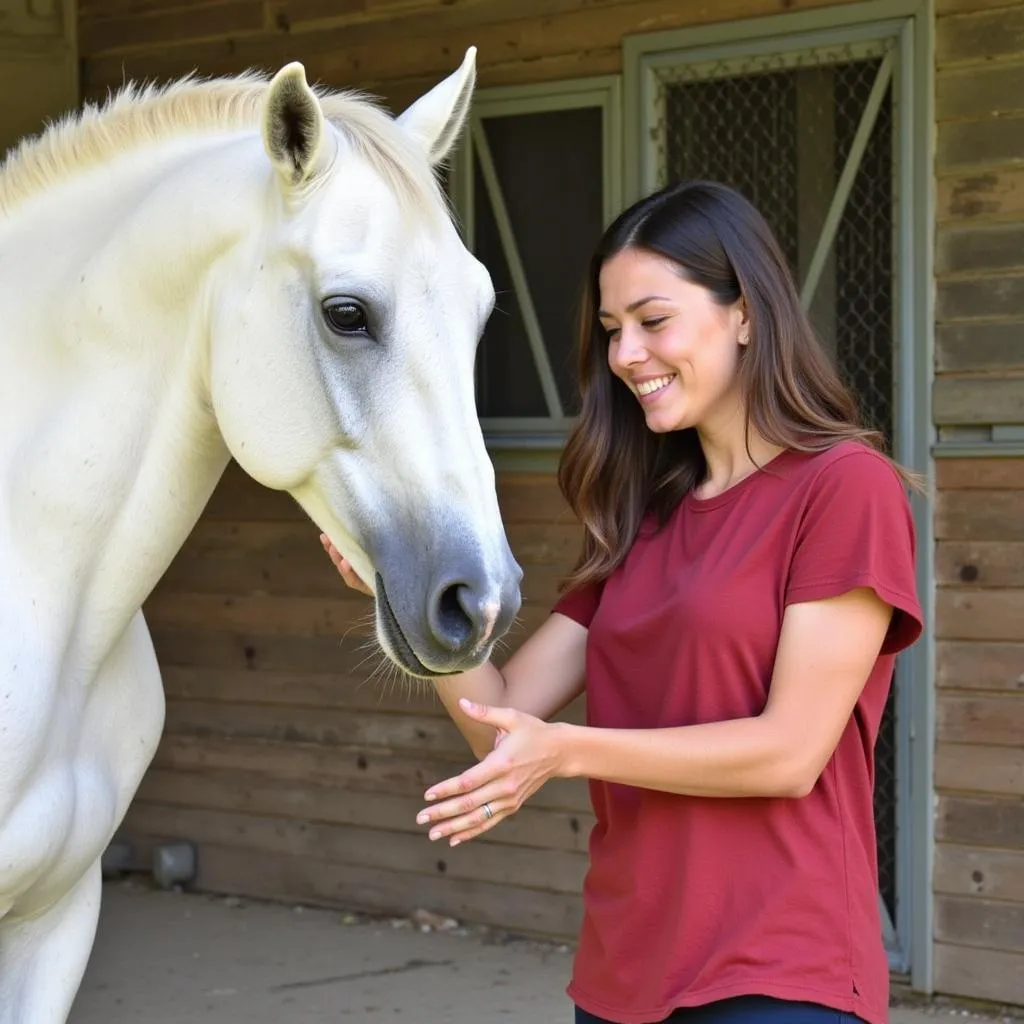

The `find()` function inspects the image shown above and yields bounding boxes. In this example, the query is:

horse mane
[0,70,446,217]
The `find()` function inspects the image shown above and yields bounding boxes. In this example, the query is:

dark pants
[575,995,864,1023]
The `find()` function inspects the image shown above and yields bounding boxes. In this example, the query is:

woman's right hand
[319,533,374,597]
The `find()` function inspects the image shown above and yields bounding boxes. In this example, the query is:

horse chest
[0,611,165,917]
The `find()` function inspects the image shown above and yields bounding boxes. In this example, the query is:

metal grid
[653,44,900,923]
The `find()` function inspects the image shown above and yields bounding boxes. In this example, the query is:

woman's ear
[737,301,751,346]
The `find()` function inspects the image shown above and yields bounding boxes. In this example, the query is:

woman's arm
[432,612,588,759]
[320,535,588,760]
[559,587,893,797]
[416,586,895,844]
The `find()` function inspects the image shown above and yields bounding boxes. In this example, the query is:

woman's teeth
[636,375,675,397]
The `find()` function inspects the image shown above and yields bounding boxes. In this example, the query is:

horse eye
[322,298,369,336]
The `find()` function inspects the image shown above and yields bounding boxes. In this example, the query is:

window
[448,77,622,447]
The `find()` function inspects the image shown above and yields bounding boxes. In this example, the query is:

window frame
[448,75,623,456]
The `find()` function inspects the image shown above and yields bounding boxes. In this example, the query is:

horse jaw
[395,46,476,165]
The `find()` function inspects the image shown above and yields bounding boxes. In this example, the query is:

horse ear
[396,46,476,165]
[262,62,330,188]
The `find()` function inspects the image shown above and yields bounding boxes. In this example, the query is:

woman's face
[599,247,749,436]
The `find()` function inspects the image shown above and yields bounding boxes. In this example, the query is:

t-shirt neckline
[685,447,796,512]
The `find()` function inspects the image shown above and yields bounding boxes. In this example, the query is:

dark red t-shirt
[552,441,923,1024]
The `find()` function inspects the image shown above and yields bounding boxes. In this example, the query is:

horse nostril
[432,582,475,652]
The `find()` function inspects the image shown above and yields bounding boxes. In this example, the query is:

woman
[321,180,923,1024]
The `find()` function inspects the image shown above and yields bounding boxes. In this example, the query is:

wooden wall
[0,1,77,158]
[934,0,1024,1005]
[77,0,861,105]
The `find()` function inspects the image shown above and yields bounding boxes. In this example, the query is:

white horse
[0,48,521,1022]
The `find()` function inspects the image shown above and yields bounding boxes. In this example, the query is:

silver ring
[482,802,494,820]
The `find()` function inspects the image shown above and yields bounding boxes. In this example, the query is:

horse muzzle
[373,545,522,677]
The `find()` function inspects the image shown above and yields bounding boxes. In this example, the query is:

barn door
[633,27,910,963]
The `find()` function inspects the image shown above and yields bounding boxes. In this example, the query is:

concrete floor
[70,880,1018,1023]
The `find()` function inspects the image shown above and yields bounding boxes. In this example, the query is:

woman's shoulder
[782,438,909,495]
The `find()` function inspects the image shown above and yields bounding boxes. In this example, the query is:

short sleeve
[785,448,923,655]
[552,578,604,629]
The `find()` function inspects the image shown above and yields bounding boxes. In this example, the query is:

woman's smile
[634,373,677,403]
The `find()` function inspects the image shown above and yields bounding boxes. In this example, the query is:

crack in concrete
[269,958,456,992]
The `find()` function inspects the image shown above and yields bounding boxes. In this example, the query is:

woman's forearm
[558,714,814,799]
[433,664,509,760]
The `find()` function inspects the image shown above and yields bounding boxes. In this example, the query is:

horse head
[207,50,522,677]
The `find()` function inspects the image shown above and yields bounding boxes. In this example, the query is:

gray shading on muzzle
[371,511,522,676]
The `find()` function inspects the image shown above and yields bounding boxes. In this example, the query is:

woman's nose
[609,326,647,371]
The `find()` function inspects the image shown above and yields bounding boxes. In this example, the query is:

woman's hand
[416,699,569,847]
[319,533,373,596]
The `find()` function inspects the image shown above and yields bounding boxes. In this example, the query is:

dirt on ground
[69,880,1022,1024]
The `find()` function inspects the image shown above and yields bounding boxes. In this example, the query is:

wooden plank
[162,665,448,714]
[157,539,569,604]
[937,742,1024,796]
[936,222,1024,275]
[199,463,574,526]
[934,843,1024,902]
[937,0,1024,12]
[162,700,473,756]
[937,794,1024,850]
[938,168,1024,223]
[937,695,1024,746]
[934,942,1024,1006]
[150,628,383,674]
[145,591,375,637]
[937,942,1024,1007]
[937,458,1024,489]
[936,490,1024,540]
[936,60,1024,122]
[124,802,589,894]
[937,274,1024,320]
[936,322,1024,372]
[80,0,221,14]
[933,377,1024,425]
[159,666,589,728]
[150,733,593,812]
[137,768,595,853]
[937,588,1024,641]
[79,0,267,54]
[938,116,1024,173]
[176,518,579,566]
[937,6,1024,65]
[80,0,854,92]
[937,541,1024,587]
[936,641,1024,692]
[935,894,1024,954]
[173,841,584,939]
[145,591,553,642]
[149,622,542,679]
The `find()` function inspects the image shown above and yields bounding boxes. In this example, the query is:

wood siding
[933,459,1024,1004]
[935,0,1024,1004]
[77,0,862,107]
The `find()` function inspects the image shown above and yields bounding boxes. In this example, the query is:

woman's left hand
[416,699,568,847]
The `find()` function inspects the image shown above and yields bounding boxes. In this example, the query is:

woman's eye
[643,316,668,330]
[323,299,369,336]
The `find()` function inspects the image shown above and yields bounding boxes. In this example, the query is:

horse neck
[0,133,258,659]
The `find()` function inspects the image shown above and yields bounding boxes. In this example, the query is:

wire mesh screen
[653,45,900,925]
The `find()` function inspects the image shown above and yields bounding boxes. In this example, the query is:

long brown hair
[557,179,920,592]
